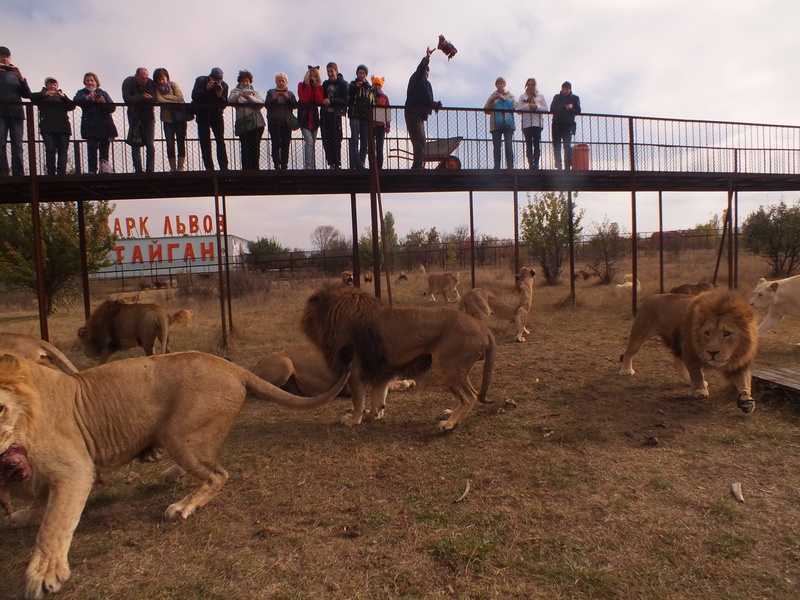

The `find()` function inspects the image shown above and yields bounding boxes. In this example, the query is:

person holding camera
[73,72,118,174]
[551,81,581,170]
[192,67,229,171]
[122,67,157,173]
[30,76,75,175]
[0,46,31,176]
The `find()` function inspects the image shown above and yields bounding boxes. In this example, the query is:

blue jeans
[42,132,70,175]
[492,128,514,169]
[0,117,25,176]
[301,127,317,168]
[348,117,368,168]
[130,120,155,173]
[163,121,187,160]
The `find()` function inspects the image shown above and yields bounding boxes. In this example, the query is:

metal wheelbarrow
[390,136,463,169]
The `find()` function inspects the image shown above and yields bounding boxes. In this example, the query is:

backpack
[494,97,515,129]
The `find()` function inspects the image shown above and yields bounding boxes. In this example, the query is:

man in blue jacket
[404,48,442,170]
[0,46,31,176]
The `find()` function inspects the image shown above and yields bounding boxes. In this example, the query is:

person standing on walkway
[484,76,516,169]
[192,67,229,171]
[121,67,157,173]
[551,81,581,170]
[30,76,75,175]
[320,62,348,169]
[404,47,441,169]
[0,46,31,176]
[517,77,548,170]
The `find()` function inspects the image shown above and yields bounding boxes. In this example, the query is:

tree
[0,201,115,314]
[381,211,399,272]
[580,218,630,283]
[742,200,800,276]
[520,191,583,285]
[244,236,290,272]
[310,225,345,252]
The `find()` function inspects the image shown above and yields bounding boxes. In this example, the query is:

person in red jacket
[297,66,324,169]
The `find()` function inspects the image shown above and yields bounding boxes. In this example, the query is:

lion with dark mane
[78,300,169,363]
[301,284,497,431]
[619,290,758,412]
[0,351,349,599]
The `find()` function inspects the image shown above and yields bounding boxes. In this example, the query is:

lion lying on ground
[619,290,758,412]
[424,271,461,302]
[251,345,416,406]
[669,281,716,295]
[458,268,536,342]
[302,284,499,431]
[0,333,78,374]
[78,300,169,364]
[0,351,349,599]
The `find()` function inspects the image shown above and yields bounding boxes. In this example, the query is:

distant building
[94,234,250,279]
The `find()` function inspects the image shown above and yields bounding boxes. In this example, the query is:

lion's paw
[692,387,710,398]
[164,501,195,520]
[516,336,526,343]
[619,367,635,376]
[437,420,457,432]
[25,549,71,600]
[340,413,362,427]
[737,394,756,413]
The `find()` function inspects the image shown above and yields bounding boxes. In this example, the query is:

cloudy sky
[4,0,799,248]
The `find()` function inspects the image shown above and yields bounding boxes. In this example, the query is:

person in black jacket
[192,67,229,171]
[73,72,117,174]
[30,77,75,175]
[0,46,31,176]
[404,48,441,169]
[550,81,581,170]
[320,62,348,169]
[121,67,156,173]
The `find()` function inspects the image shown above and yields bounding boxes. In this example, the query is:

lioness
[424,271,461,302]
[251,345,416,400]
[619,290,758,412]
[0,351,349,599]
[168,308,194,328]
[78,300,169,363]
[749,274,800,335]
[302,284,499,431]
[458,268,536,342]
[0,333,78,374]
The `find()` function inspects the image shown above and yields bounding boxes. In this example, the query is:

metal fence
[5,100,799,176]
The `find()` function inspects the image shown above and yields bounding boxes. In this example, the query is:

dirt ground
[1,256,800,599]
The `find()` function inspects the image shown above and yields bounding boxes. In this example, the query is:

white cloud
[4,0,798,248]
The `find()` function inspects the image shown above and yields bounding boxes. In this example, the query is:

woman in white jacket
[517,78,548,169]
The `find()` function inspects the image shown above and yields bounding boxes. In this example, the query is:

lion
[458,268,536,342]
[168,308,194,328]
[749,275,800,335]
[395,271,409,283]
[0,351,350,599]
[340,270,354,286]
[418,263,427,275]
[0,333,78,374]
[251,345,416,402]
[424,271,461,302]
[669,282,716,295]
[301,284,499,431]
[363,269,374,284]
[78,300,169,364]
[619,290,758,412]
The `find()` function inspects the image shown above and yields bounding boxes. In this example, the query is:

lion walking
[424,271,461,302]
[301,284,497,431]
[78,300,170,363]
[459,268,536,342]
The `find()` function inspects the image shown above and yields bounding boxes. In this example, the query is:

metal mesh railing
[3,101,799,176]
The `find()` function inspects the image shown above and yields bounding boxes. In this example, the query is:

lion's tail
[39,339,79,374]
[243,364,351,409]
[478,331,495,404]
[158,309,170,355]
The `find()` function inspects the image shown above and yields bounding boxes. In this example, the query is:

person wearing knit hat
[371,76,391,168]
[191,67,230,170]
[347,64,373,168]
[29,75,75,175]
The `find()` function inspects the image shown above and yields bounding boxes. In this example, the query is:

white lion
[749,275,800,335]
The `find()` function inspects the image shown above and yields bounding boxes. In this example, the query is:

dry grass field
[2,252,800,600]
